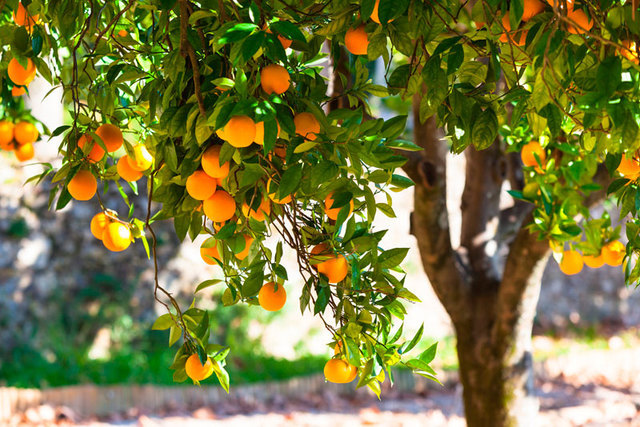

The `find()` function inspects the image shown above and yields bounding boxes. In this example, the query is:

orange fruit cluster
[90,212,133,252]
[558,241,625,275]
[0,120,39,162]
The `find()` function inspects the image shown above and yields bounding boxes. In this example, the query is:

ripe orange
[185,354,214,382]
[617,155,640,179]
[294,112,320,141]
[90,212,110,240]
[8,58,36,86]
[12,86,26,96]
[521,140,546,169]
[95,123,123,152]
[78,134,105,163]
[522,0,546,21]
[499,14,527,46]
[200,242,221,265]
[223,115,256,148]
[102,222,132,252]
[201,145,230,179]
[14,121,38,145]
[345,25,369,56]
[311,243,349,283]
[370,0,395,24]
[258,281,287,311]
[267,177,292,204]
[324,359,357,383]
[242,198,271,221]
[117,155,143,182]
[187,170,217,200]
[15,143,34,161]
[0,121,14,149]
[203,190,236,222]
[127,144,153,171]
[68,170,97,201]
[620,40,639,64]
[13,3,39,29]
[254,121,281,145]
[567,9,592,34]
[117,29,128,37]
[325,193,354,221]
[235,234,254,260]
[583,252,605,268]
[602,240,625,266]
[266,27,293,49]
[559,250,583,275]
[260,64,291,95]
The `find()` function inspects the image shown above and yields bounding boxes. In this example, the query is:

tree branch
[179,0,207,117]
[405,97,469,324]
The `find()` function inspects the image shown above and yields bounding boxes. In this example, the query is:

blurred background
[2,74,640,426]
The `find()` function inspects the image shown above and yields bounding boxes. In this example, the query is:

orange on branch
[201,145,230,179]
[370,0,395,24]
[14,121,38,146]
[258,281,286,311]
[311,243,349,283]
[90,213,110,240]
[203,190,236,223]
[0,121,14,149]
[15,143,34,161]
[260,64,291,95]
[12,86,26,96]
[13,3,39,29]
[616,155,640,179]
[559,250,583,275]
[235,234,254,260]
[520,140,546,169]
[185,354,214,382]
[223,115,256,148]
[242,198,271,221]
[294,112,320,141]
[78,134,105,163]
[187,170,217,200]
[8,58,36,86]
[127,144,153,171]
[95,123,123,152]
[324,192,354,221]
[117,155,143,182]
[345,25,369,56]
[267,177,292,204]
[324,359,357,383]
[602,241,625,266]
[567,9,592,34]
[102,222,132,252]
[254,121,281,145]
[522,0,546,21]
[620,40,639,64]
[68,170,97,201]
[200,242,221,265]
[583,252,605,269]
[499,14,527,46]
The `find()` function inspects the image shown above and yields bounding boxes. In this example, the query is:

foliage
[3,0,639,395]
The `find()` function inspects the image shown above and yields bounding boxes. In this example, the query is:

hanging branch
[179,0,207,117]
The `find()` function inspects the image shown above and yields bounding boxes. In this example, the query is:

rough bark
[405,94,610,426]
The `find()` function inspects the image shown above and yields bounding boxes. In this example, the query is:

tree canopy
[0,0,638,394]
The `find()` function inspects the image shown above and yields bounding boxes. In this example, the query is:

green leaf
[419,342,438,364]
[152,313,175,330]
[212,362,230,393]
[279,163,303,197]
[169,325,181,346]
[195,279,223,293]
[402,324,423,354]
[378,247,409,269]
[471,108,498,150]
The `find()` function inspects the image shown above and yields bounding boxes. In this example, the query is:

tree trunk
[455,258,545,427]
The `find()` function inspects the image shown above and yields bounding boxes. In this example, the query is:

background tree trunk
[403,93,610,426]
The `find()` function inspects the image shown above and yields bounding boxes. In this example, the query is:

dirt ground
[12,345,639,427]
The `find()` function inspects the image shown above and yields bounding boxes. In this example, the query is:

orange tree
[2,0,640,424]
[0,0,437,397]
